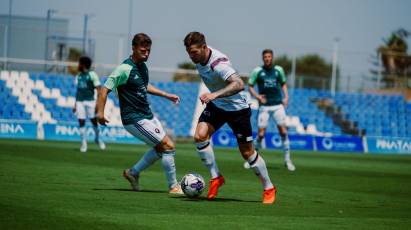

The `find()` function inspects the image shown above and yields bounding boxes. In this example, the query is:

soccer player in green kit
[73,56,106,153]
[96,33,183,194]
[247,49,296,171]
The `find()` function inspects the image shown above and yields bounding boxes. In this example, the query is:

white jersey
[195,47,249,111]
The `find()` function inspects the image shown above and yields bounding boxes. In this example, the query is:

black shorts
[198,102,253,143]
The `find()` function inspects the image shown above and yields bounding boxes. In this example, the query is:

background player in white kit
[73,56,105,152]
[184,32,276,204]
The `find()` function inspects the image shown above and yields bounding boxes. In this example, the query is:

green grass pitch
[0,139,410,229]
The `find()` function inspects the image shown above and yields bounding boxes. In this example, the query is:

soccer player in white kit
[184,32,276,204]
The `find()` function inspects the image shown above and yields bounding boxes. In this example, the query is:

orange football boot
[207,175,225,200]
[262,187,277,204]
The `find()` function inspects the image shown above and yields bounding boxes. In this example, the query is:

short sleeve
[90,71,101,87]
[275,65,286,85]
[248,67,262,85]
[211,58,236,81]
[104,64,131,90]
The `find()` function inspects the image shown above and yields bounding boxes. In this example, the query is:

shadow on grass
[171,196,259,203]
[92,188,167,194]
[92,189,260,203]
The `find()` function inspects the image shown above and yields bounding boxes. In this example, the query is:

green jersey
[104,57,153,125]
[248,65,286,106]
[75,71,100,101]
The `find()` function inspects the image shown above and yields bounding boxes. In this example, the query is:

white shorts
[124,117,166,147]
[75,101,96,120]
[258,104,287,128]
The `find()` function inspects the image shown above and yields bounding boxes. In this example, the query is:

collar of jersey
[200,48,213,66]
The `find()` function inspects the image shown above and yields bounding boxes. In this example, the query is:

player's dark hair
[79,56,92,69]
[184,31,206,47]
[262,49,273,56]
[132,33,152,47]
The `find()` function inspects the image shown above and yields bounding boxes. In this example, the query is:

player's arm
[248,68,266,104]
[91,72,102,96]
[73,76,78,113]
[214,73,244,98]
[96,87,110,126]
[96,65,129,125]
[199,73,244,104]
[281,84,289,108]
[147,84,180,104]
[276,66,288,108]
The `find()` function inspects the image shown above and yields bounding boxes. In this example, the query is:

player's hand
[199,92,217,104]
[165,93,180,105]
[97,114,109,126]
[257,95,267,104]
[282,97,289,108]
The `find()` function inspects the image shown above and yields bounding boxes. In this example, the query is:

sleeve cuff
[104,78,115,90]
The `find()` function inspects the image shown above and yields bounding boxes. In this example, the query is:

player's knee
[194,133,208,143]
[156,137,175,152]
[241,149,254,159]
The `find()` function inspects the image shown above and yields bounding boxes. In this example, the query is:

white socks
[79,127,86,143]
[282,135,291,162]
[248,151,274,190]
[196,141,220,179]
[161,150,178,189]
[130,148,178,189]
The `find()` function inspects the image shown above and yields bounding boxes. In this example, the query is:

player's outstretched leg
[124,148,160,191]
[123,120,182,194]
[78,119,87,152]
[196,140,224,200]
[156,136,183,195]
[280,131,295,172]
[194,122,224,200]
[239,142,276,204]
[91,118,105,150]
[247,151,277,204]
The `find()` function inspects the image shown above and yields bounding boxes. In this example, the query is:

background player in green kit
[248,49,296,171]
[73,56,106,153]
[96,33,183,194]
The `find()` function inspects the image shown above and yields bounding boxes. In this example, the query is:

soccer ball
[180,173,206,198]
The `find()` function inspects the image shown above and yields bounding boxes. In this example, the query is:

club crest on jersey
[155,128,160,134]
[260,72,266,77]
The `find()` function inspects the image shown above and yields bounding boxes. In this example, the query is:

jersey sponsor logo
[210,57,229,71]
[264,79,277,88]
